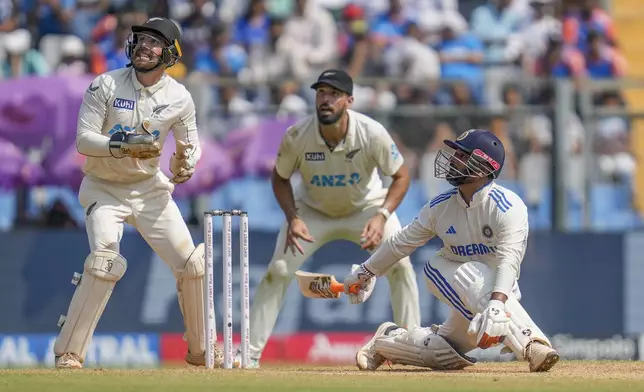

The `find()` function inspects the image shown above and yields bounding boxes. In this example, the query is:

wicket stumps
[203,209,250,369]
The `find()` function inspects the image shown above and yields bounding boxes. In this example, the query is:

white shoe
[55,353,83,369]
[356,321,398,371]
[526,342,560,372]
[233,353,260,369]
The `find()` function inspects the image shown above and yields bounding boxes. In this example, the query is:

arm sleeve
[371,125,404,176]
[365,203,436,276]
[274,126,300,179]
[493,204,529,297]
[76,75,112,157]
[172,92,202,163]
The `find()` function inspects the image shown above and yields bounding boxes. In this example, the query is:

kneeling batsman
[344,262,557,373]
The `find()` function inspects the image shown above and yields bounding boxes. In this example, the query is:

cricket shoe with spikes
[356,321,399,371]
[55,353,83,369]
[525,341,560,372]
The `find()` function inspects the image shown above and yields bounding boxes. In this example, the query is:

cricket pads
[176,243,208,356]
[374,327,476,370]
[54,249,127,360]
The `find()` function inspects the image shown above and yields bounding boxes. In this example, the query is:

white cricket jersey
[386,182,529,279]
[274,109,403,217]
[75,67,201,184]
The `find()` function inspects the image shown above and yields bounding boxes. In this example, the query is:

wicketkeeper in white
[54,17,223,369]
[239,69,421,368]
[346,129,561,372]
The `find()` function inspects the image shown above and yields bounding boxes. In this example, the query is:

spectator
[518,87,585,205]
[337,4,369,78]
[0,0,18,34]
[233,0,270,51]
[584,30,627,79]
[471,0,527,108]
[435,12,485,105]
[563,0,616,52]
[72,0,110,42]
[370,0,412,49]
[275,79,308,119]
[103,18,131,71]
[193,24,248,77]
[237,16,289,85]
[534,33,585,84]
[279,0,337,83]
[56,34,87,75]
[1,28,50,78]
[22,0,77,69]
[209,85,258,139]
[383,22,440,86]
[594,92,635,183]
[505,0,561,74]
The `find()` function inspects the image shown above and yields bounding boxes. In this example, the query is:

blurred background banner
[0,228,630,336]
[1,0,644,368]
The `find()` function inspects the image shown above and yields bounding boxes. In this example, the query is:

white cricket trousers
[422,255,550,356]
[78,173,197,275]
[248,201,422,360]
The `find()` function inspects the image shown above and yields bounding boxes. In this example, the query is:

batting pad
[374,327,476,370]
[453,262,552,360]
[177,243,207,356]
[54,249,127,359]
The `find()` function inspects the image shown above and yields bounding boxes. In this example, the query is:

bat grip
[330,282,361,295]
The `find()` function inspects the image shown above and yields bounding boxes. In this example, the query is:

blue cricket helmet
[434,129,505,186]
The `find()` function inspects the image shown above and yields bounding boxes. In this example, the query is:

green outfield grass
[1,361,644,392]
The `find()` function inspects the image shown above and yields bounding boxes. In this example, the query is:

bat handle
[330,282,361,295]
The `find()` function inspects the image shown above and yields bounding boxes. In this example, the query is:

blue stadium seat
[207,177,283,231]
[0,189,16,231]
[238,177,284,231]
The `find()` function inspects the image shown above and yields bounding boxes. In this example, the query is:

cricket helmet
[434,129,505,186]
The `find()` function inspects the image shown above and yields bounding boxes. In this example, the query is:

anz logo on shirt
[108,124,160,138]
[450,243,498,257]
[310,173,361,187]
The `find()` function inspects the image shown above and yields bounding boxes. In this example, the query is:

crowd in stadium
[0,0,635,229]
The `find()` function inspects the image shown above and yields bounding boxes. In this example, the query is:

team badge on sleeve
[391,143,400,160]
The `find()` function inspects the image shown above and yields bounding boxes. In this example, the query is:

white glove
[467,299,511,349]
[343,263,377,304]
[170,140,197,184]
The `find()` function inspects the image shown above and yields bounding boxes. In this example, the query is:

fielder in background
[346,129,560,372]
[239,69,422,368]
[54,17,223,369]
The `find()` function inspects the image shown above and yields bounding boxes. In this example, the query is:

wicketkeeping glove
[467,299,511,349]
[109,132,161,159]
[170,140,197,184]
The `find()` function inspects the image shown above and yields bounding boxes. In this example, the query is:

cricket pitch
[2,361,644,392]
